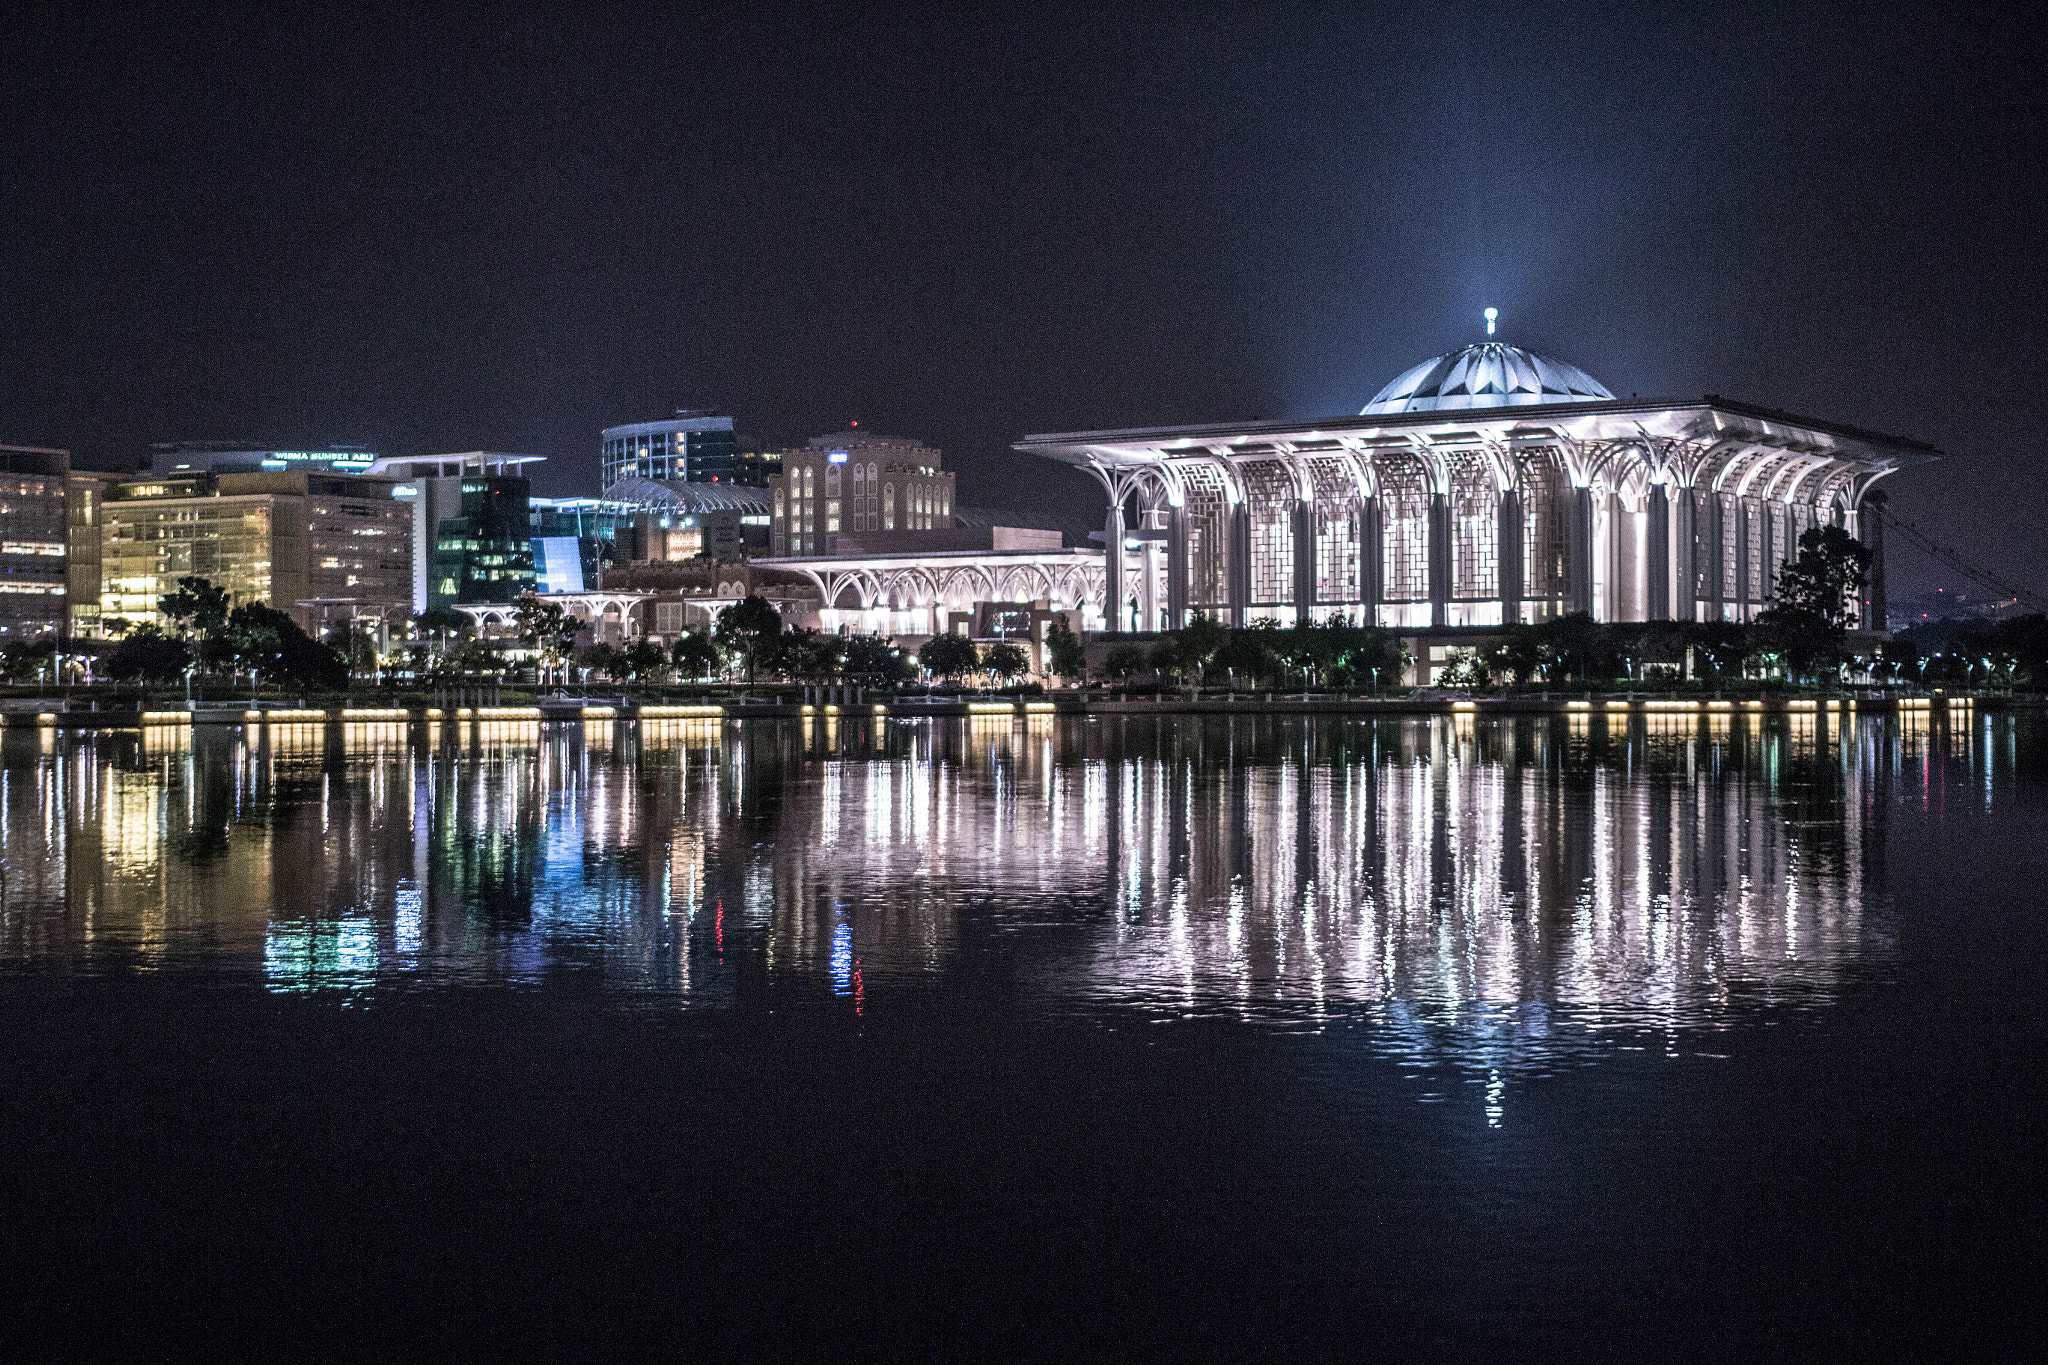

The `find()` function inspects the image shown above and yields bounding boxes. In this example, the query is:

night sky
[6,2,2043,598]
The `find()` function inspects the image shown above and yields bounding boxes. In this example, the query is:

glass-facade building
[428,477,535,607]
[100,471,412,633]
[0,445,71,638]
[601,414,777,489]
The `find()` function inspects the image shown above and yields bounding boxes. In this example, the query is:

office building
[0,444,71,638]
[148,441,379,475]
[100,470,412,634]
[66,470,119,639]
[767,432,955,558]
[601,413,777,489]
[369,454,542,612]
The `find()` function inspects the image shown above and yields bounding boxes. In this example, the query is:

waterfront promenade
[0,690,2010,731]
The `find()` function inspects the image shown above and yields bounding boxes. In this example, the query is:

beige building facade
[768,433,954,558]
[100,470,412,634]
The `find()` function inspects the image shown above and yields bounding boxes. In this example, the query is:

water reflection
[1,710,2028,1081]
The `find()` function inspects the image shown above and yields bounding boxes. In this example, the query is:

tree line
[79,577,351,688]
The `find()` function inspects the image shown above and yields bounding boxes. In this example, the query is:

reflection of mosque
[0,711,2001,1055]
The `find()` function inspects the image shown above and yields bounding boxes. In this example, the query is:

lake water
[2,711,2042,1356]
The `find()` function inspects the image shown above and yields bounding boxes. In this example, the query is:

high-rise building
[767,433,955,558]
[601,413,778,489]
[147,441,379,475]
[100,470,412,633]
[0,444,71,639]
[369,454,543,612]
[65,470,119,640]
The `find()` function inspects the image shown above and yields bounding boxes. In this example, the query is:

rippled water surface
[3,711,2043,1356]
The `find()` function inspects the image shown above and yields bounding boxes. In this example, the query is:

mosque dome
[1362,341,1614,415]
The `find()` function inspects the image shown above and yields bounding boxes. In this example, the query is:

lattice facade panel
[1449,454,1498,599]
[1719,493,1739,601]
[1378,458,1429,602]
[1519,449,1570,601]
[1237,459,1296,606]
[1315,506,1361,603]
[1305,454,1362,604]
[1176,460,1231,609]
[1743,497,1763,605]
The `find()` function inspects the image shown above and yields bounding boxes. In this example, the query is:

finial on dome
[1484,307,1498,337]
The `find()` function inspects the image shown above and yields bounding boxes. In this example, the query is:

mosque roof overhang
[1015,396,1939,474]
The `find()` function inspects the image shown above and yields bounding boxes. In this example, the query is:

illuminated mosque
[1015,312,1936,665]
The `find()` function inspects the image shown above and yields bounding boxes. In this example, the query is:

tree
[671,630,723,679]
[415,606,472,639]
[1487,625,1544,686]
[1755,526,1871,681]
[1688,621,1751,683]
[919,632,981,680]
[1156,613,1228,682]
[159,576,229,640]
[0,635,59,684]
[596,637,668,683]
[220,602,349,689]
[714,595,782,683]
[763,627,842,680]
[1529,612,1615,684]
[1988,614,2048,688]
[1102,645,1147,680]
[1042,617,1087,681]
[1212,628,1275,687]
[104,626,191,684]
[983,642,1029,684]
[514,594,581,684]
[842,633,914,686]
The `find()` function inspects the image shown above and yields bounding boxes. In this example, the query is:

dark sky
[5,1,2044,597]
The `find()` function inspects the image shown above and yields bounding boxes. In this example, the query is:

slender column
[1292,501,1315,624]
[1567,486,1595,616]
[1166,505,1188,631]
[1616,498,1644,622]
[1139,535,1161,632]
[1862,494,1888,631]
[1733,497,1752,620]
[1428,491,1451,628]
[1671,488,1696,624]
[1102,498,1126,635]
[1645,483,1669,620]
[1497,489,1523,626]
[1226,503,1250,627]
[1359,497,1381,627]
[1703,493,1725,622]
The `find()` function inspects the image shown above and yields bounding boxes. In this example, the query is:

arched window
[884,484,895,530]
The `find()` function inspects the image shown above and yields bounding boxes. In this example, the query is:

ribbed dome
[1363,342,1614,414]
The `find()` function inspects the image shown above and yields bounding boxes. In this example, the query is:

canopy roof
[1363,342,1613,414]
